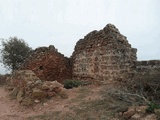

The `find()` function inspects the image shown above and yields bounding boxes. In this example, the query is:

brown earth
[0,84,105,120]
[0,84,158,120]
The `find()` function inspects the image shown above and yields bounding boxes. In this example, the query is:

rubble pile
[6,70,68,106]
[118,106,159,120]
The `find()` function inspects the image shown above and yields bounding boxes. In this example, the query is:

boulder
[17,90,24,102]
[141,114,157,120]
[9,87,19,99]
[136,106,148,114]
[47,91,56,98]
[131,113,141,119]
[22,98,34,106]
[155,109,160,119]
[42,81,64,92]
[123,106,135,120]
[58,90,68,99]
[54,87,62,93]
[32,88,47,100]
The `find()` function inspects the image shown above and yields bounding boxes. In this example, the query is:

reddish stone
[54,87,62,93]
[20,46,72,83]
[47,91,56,97]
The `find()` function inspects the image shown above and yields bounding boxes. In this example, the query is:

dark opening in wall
[39,66,44,70]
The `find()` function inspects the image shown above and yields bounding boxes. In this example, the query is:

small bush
[146,102,160,113]
[126,70,160,105]
[63,80,86,89]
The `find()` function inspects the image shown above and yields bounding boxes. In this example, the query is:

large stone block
[32,88,47,100]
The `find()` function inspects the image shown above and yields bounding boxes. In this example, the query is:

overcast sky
[0,0,160,74]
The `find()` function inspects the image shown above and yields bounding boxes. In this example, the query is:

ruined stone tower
[71,24,137,83]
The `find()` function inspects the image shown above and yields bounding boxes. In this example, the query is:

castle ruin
[21,24,160,84]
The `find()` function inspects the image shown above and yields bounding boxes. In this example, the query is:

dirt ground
[0,78,159,120]
[0,84,109,120]
[1,83,155,120]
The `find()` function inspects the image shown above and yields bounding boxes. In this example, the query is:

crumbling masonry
[71,24,137,83]
[21,24,160,83]
[21,45,72,83]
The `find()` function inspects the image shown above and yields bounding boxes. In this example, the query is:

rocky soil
[0,83,159,120]
[0,84,103,120]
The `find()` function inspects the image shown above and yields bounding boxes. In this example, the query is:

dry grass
[27,99,115,120]
[27,111,61,120]
[26,84,130,120]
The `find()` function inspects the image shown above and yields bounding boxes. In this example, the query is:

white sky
[0,0,160,74]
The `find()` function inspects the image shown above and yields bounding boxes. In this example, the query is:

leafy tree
[0,37,32,72]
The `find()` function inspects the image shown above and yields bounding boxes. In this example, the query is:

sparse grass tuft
[27,111,61,120]
[63,79,89,89]
[146,102,160,113]
[70,99,115,120]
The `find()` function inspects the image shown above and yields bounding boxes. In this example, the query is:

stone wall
[71,24,137,83]
[135,60,160,70]
[133,60,160,80]
[21,45,72,83]
[19,23,159,84]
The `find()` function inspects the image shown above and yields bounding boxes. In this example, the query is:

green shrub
[146,102,160,113]
[0,37,32,72]
[63,80,86,89]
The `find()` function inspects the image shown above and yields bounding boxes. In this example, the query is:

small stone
[27,81,32,85]
[155,109,160,117]
[131,113,141,119]
[50,81,63,89]
[118,112,123,117]
[41,84,49,90]
[58,90,68,99]
[34,99,40,103]
[54,87,62,93]
[17,90,24,102]
[9,87,19,99]
[43,103,48,106]
[22,98,34,106]
[35,80,42,85]
[154,109,160,115]
[141,114,157,120]
[136,106,148,114]
[47,91,56,98]
[6,86,14,91]
[123,107,135,120]
[32,89,47,99]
